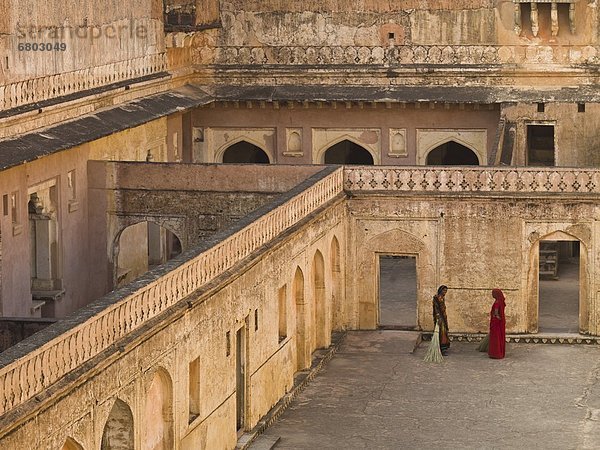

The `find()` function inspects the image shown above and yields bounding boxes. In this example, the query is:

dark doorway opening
[539,241,579,333]
[426,141,479,165]
[324,140,374,164]
[378,255,417,329]
[527,125,555,166]
[223,141,270,163]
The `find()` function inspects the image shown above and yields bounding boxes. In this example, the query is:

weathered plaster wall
[347,194,599,334]
[1,0,164,84]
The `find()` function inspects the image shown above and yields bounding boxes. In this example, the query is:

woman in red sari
[488,288,506,359]
[433,285,450,355]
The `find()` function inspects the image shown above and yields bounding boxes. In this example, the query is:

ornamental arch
[525,227,592,334]
[355,227,436,330]
[313,129,381,164]
[416,129,487,165]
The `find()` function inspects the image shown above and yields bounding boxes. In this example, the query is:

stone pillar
[551,2,559,37]
[569,4,576,34]
[531,3,539,37]
[514,3,522,35]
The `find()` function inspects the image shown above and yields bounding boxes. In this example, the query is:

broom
[423,323,444,363]
[477,333,489,352]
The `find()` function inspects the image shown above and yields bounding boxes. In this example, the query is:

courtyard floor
[251,331,600,450]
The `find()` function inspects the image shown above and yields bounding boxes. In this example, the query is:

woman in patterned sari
[432,285,450,355]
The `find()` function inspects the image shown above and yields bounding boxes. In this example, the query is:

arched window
[116,222,182,287]
[222,141,270,163]
[426,141,480,165]
[324,140,374,165]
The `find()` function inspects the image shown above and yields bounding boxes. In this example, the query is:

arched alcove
[293,266,308,371]
[356,228,435,330]
[312,250,328,349]
[222,141,270,163]
[426,140,480,165]
[142,369,174,450]
[330,236,342,330]
[324,140,374,165]
[115,221,182,287]
[101,399,134,450]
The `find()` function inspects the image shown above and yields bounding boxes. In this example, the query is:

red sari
[488,288,506,359]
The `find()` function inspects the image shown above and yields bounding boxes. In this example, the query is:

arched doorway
[324,140,374,164]
[115,222,182,287]
[142,369,173,450]
[102,399,134,450]
[312,250,328,349]
[426,141,480,165]
[538,240,581,333]
[293,267,308,370]
[222,141,270,163]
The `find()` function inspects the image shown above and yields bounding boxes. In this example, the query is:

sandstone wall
[347,193,599,334]
[0,198,346,450]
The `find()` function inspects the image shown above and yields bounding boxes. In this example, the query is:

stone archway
[426,140,480,165]
[221,141,270,163]
[323,140,375,165]
[101,399,134,450]
[113,221,183,287]
[312,250,328,349]
[293,266,308,371]
[356,228,435,330]
[525,228,591,334]
[142,368,174,450]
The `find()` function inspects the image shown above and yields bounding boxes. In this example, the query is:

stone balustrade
[206,44,600,66]
[0,167,343,417]
[0,53,167,113]
[344,166,600,194]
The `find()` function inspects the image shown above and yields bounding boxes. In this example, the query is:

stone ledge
[422,332,600,345]
[235,331,346,450]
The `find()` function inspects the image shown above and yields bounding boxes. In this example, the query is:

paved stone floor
[252,331,600,450]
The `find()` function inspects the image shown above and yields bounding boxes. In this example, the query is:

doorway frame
[376,252,419,330]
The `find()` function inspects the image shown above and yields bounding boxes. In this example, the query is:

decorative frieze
[209,44,599,67]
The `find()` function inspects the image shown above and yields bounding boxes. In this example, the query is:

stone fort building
[1,0,600,448]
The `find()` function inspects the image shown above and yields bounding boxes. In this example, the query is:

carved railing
[205,44,600,66]
[0,167,343,416]
[344,166,600,194]
[0,53,167,113]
